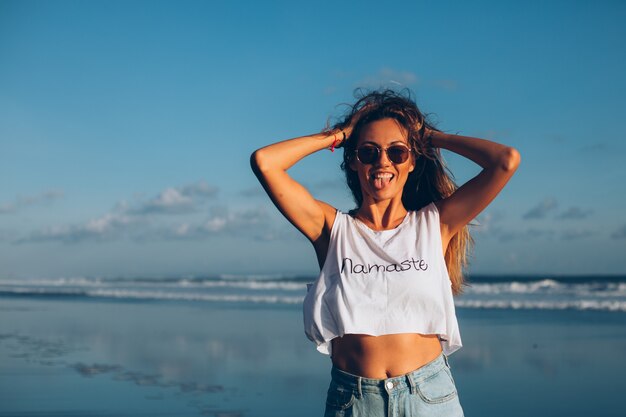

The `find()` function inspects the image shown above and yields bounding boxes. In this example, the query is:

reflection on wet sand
[2,299,625,417]
[0,332,241,417]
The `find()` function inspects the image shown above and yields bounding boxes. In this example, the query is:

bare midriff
[331,333,443,379]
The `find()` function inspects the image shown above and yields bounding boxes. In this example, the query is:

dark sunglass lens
[357,147,379,164]
[387,146,409,163]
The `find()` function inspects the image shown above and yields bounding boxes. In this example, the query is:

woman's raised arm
[250,130,345,243]
[429,130,521,245]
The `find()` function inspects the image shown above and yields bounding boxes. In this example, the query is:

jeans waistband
[330,352,450,396]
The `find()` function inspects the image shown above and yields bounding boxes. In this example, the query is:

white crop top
[302,202,462,357]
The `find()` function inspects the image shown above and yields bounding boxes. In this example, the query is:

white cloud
[164,206,272,240]
[354,69,460,93]
[141,188,193,212]
[522,198,558,220]
[18,211,140,243]
[358,68,419,89]
[18,202,276,244]
[0,190,64,214]
[473,209,506,234]
[132,181,217,214]
[556,207,593,220]
[203,216,228,232]
[17,181,218,244]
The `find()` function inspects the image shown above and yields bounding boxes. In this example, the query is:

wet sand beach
[1,292,625,417]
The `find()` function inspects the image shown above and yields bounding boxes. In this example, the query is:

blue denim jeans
[324,352,464,417]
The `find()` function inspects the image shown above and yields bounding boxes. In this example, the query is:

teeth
[373,173,393,179]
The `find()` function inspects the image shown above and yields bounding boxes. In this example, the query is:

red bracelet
[329,130,346,152]
[330,133,339,152]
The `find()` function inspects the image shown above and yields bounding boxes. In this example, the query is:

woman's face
[350,118,415,204]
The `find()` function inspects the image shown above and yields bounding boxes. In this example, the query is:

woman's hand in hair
[423,127,433,142]
[335,101,375,140]
[334,114,358,140]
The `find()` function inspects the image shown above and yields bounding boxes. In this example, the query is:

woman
[251,89,520,416]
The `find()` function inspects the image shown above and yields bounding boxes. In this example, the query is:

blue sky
[1,0,625,279]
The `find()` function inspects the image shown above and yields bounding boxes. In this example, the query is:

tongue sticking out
[373,176,392,190]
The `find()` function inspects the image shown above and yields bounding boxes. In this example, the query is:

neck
[355,196,408,230]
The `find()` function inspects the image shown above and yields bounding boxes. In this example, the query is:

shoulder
[412,200,446,239]
[312,200,342,269]
[432,200,442,216]
[412,201,439,218]
[431,200,451,252]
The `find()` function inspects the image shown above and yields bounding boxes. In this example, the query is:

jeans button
[385,381,394,389]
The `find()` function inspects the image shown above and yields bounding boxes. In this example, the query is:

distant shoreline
[4,273,623,283]
[466,274,626,283]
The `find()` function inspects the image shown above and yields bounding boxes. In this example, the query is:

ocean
[1,274,624,312]
[1,274,625,416]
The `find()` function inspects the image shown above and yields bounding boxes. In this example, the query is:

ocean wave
[88,289,304,304]
[0,275,626,297]
[0,277,105,287]
[0,278,306,291]
[188,280,304,291]
[465,279,626,296]
[0,277,305,291]
[4,277,625,295]
[455,299,626,312]
[0,287,303,305]
[2,276,625,312]
[2,286,626,312]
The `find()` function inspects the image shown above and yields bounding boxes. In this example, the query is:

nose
[375,148,392,166]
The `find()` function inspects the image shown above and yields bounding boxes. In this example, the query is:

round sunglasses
[354,144,412,165]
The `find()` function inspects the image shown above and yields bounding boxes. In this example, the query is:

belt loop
[406,373,416,395]
[443,353,451,369]
[357,376,362,398]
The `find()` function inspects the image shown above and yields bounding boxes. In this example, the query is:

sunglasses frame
[353,144,413,165]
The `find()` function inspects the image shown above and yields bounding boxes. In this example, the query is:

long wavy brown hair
[330,88,473,295]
